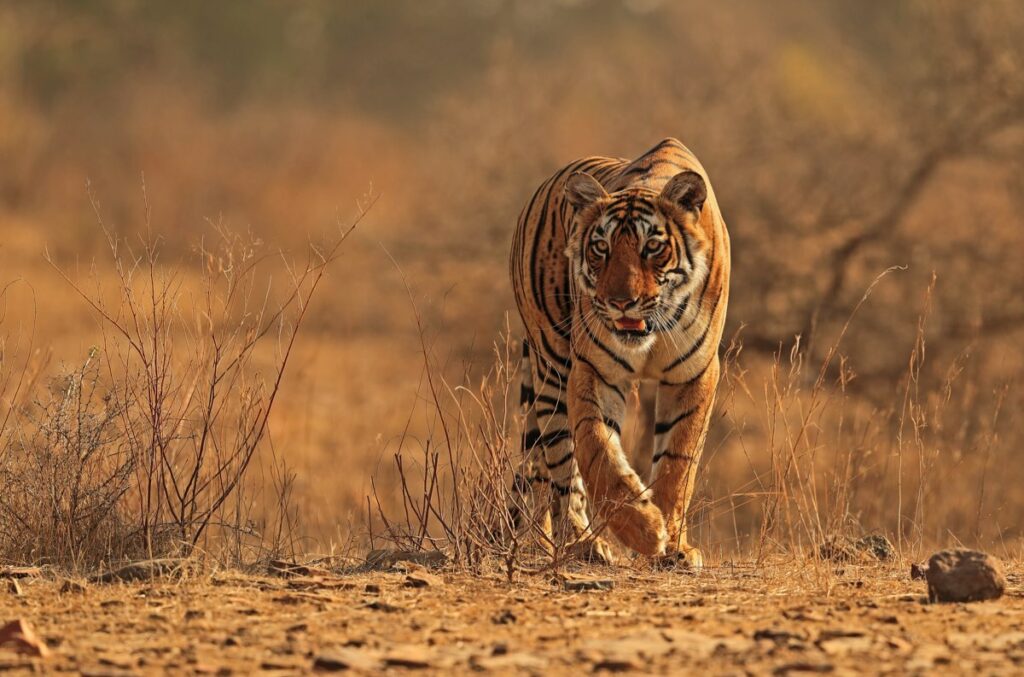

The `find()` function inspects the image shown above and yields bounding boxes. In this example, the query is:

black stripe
[535,393,566,410]
[538,330,571,373]
[534,429,571,448]
[630,201,655,217]
[529,166,577,338]
[672,295,690,321]
[653,450,693,464]
[573,415,621,436]
[663,318,712,372]
[580,315,635,373]
[663,286,723,373]
[552,482,572,496]
[660,356,714,387]
[572,353,625,403]
[654,406,698,436]
[682,231,694,268]
[650,138,682,154]
[520,385,536,406]
[536,369,567,391]
[545,451,573,469]
[674,228,717,336]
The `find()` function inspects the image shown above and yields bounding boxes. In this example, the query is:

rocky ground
[2,556,1023,675]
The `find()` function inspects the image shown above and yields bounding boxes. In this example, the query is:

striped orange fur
[509,138,730,567]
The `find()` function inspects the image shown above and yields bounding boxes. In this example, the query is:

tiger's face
[564,170,710,344]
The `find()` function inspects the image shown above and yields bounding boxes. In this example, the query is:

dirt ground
[2,558,1023,675]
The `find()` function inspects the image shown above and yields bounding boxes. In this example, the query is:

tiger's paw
[566,537,616,566]
[606,497,668,557]
[655,545,703,573]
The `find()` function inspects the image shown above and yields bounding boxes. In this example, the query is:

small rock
[268,560,326,577]
[906,643,951,670]
[98,653,137,669]
[910,563,927,580]
[773,661,834,675]
[90,559,189,584]
[856,534,896,561]
[5,579,22,596]
[287,577,355,591]
[364,549,447,570]
[923,549,1006,603]
[818,534,894,563]
[593,655,641,672]
[404,572,443,588]
[313,648,380,672]
[364,599,403,613]
[260,658,306,671]
[564,579,614,592]
[472,652,549,671]
[383,646,433,669]
[492,609,517,625]
[60,579,88,594]
[754,628,806,644]
[818,537,865,563]
[818,635,873,656]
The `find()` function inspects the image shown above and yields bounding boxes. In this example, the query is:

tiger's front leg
[569,361,667,556]
[650,355,720,571]
[529,367,613,564]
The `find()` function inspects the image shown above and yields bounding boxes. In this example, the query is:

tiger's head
[563,170,710,345]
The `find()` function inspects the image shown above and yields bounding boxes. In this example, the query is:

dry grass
[0,189,372,571]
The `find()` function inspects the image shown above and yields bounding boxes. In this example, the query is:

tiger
[508,138,730,568]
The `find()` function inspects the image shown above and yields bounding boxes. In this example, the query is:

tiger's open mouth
[612,317,651,337]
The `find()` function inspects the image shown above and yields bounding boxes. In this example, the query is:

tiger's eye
[589,240,609,256]
[644,240,667,257]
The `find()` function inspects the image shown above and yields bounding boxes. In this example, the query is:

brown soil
[3,560,1024,675]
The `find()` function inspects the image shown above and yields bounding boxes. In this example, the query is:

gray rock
[564,578,615,592]
[924,549,1006,603]
[856,534,895,561]
[818,533,895,562]
[90,558,190,583]
[364,549,447,570]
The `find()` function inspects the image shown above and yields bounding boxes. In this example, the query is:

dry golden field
[2,1,1024,672]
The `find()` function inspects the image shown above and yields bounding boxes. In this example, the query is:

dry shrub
[0,189,370,571]
[698,272,1017,563]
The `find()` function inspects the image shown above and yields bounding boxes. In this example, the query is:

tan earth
[2,559,1024,675]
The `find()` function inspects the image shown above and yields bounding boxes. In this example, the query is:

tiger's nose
[607,296,639,311]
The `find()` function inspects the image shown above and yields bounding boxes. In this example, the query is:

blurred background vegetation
[1,0,1023,559]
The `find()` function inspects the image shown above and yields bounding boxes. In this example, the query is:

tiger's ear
[564,172,609,211]
[659,170,707,216]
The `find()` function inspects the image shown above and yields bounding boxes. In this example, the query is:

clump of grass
[0,187,371,572]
